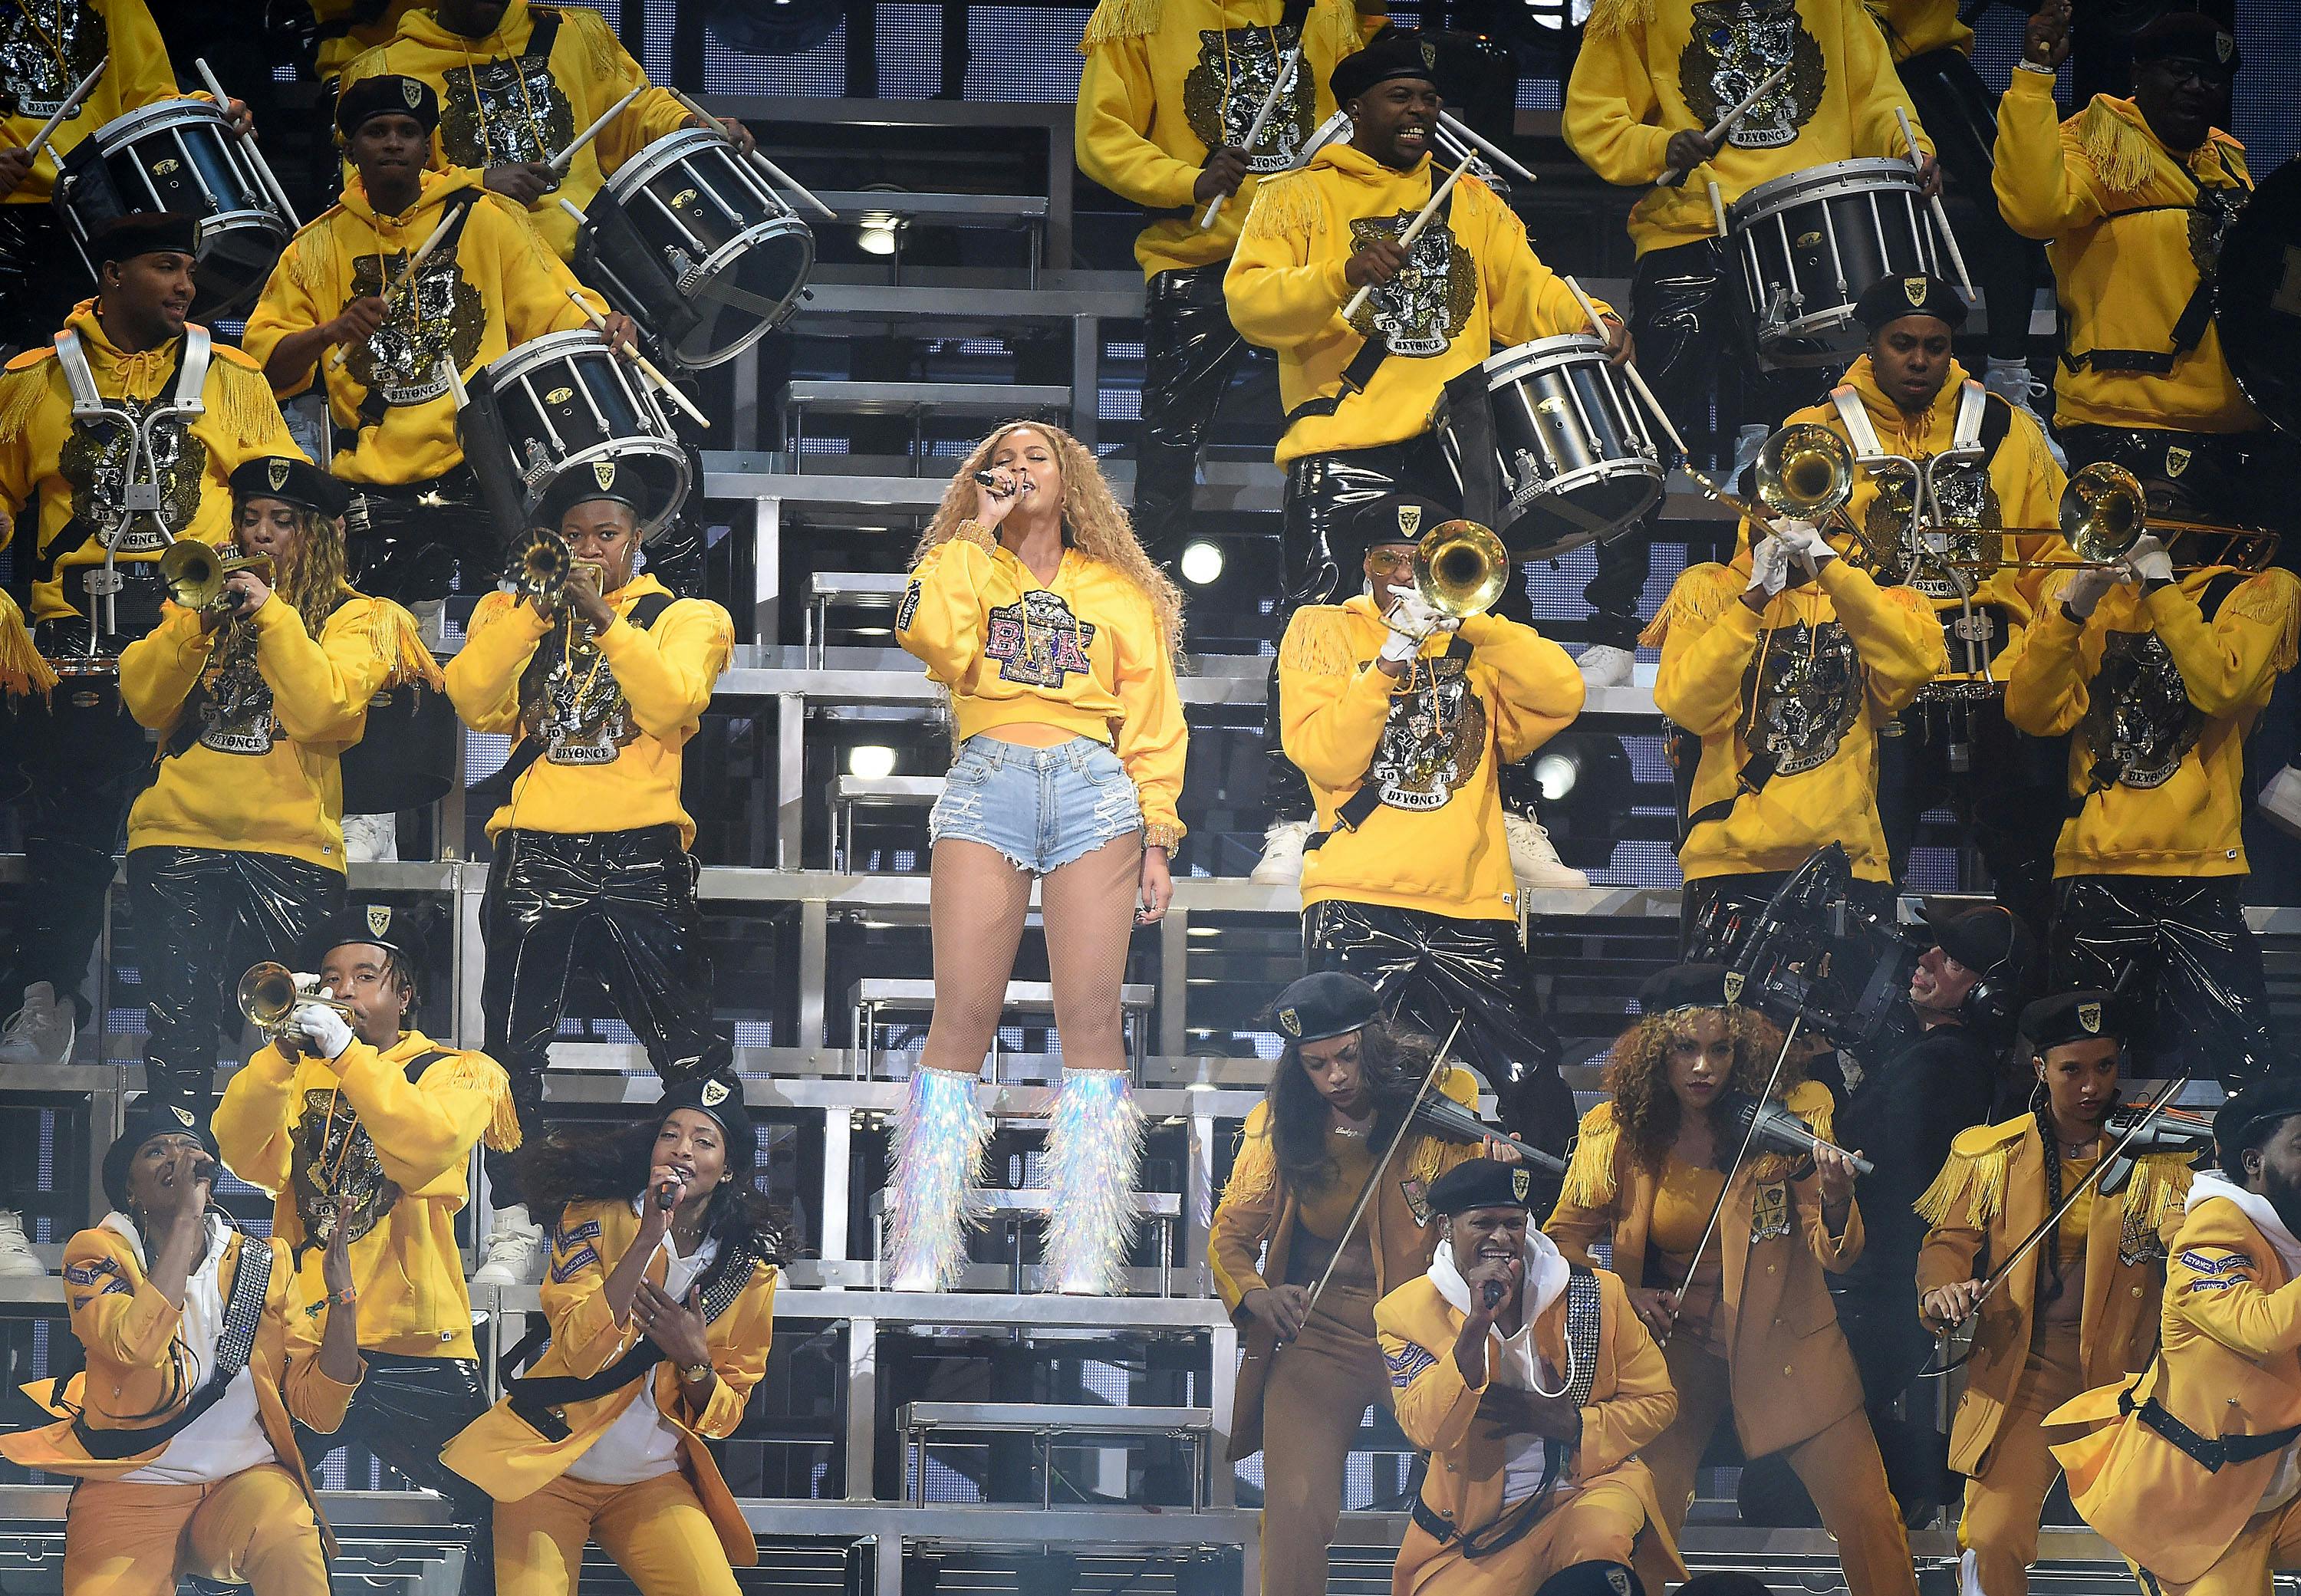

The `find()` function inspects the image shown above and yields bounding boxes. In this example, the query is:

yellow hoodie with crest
[0,0,180,205]
[243,167,605,487]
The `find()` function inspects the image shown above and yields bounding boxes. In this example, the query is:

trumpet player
[212,901,517,1596]
[117,456,436,1134]
[1277,494,1583,1163]
[444,462,734,1287]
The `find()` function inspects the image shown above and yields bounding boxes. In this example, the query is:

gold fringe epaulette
[1639,561,1738,650]
[431,1051,522,1153]
[0,590,56,699]
[2222,570,2301,675]
[1080,0,1160,48]
[1878,581,1934,620]
[1222,1114,1279,1209]
[285,222,339,296]
[1582,0,1654,38]
[1279,604,1361,677]
[1785,1079,1837,1145]
[568,5,622,81]
[212,351,288,449]
[1558,1101,1620,1209]
[1240,168,1327,244]
[1914,1119,2026,1229]
[0,354,51,439]
[367,597,446,689]
[2076,97,2158,195]
[2122,1151,2194,1232]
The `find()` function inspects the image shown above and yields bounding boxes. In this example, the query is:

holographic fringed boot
[884,1067,990,1291]
[1039,1068,1145,1295]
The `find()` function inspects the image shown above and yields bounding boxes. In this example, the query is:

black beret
[1340,492,1450,566]
[336,73,442,139]
[1856,272,1968,334]
[2020,989,2122,1053]
[658,1072,752,1151]
[91,212,198,266]
[1331,28,1446,106]
[534,457,661,538]
[1270,970,1383,1045]
[102,1097,219,1214]
[230,455,351,519]
[1427,1156,1539,1216]
[2131,12,2240,77]
[1637,963,1738,1018]
[2214,1074,2301,1167]
[1534,1564,1646,1596]
[1915,898,2030,982]
[308,898,426,969]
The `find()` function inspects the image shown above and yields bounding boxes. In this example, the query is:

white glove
[290,999,354,1061]
[2061,563,2120,620]
[1747,536,1796,598]
[1379,584,1456,665]
[1769,517,1835,575]
[2126,533,2174,586]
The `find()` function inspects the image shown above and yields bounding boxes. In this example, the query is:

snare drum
[1728,160,1938,369]
[54,99,294,319]
[1440,334,1663,559]
[577,128,815,370]
[458,331,690,537]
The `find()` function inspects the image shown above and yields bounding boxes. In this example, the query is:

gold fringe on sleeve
[365,597,446,689]
[1878,581,1934,620]
[212,356,289,451]
[2223,570,2301,675]
[1279,605,1361,678]
[1582,0,1654,36]
[2076,98,2158,195]
[1222,1120,1279,1210]
[433,1052,522,1153]
[286,222,337,301]
[2122,1153,2195,1234]
[0,589,57,698]
[1638,561,1736,650]
[1914,1142,2011,1229]
[1240,169,1327,245]
[0,357,51,441]
[1558,1105,1619,1210]
[1079,0,1160,48]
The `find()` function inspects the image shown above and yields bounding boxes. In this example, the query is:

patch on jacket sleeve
[62,1258,117,1288]
[1386,1342,1439,1389]
[549,1245,601,1283]
[2179,1248,2253,1278]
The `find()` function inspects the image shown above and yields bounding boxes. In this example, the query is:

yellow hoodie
[120,592,438,870]
[1650,551,1944,882]
[1994,72,2256,434]
[1225,143,1609,463]
[2001,563,2300,878]
[339,0,691,262]
[1075,0,1381,278]
[213,1029,518,1361]
[1278,596,1583,918]
[1865,0,1968,63]
[444,574,732,847]
[0,304,300,625]
[0,0,180,205]
[1564,0,1933,258]
[242,168,605,486]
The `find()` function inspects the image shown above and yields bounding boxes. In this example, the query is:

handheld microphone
[1482,1278,1506,1309]
[655,1176,681,1211]
[971,469,1000,488]
[1722,1091,1876,1177]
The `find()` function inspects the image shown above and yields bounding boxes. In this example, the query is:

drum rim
[1480,331,1612,384]
[601,125,775,202]
[1728,157,1925,222]
[670,213,815,367]
[529,437,691,536]
[479,327,629,382]
[1506,457,1664,517]
[84,96,238,144]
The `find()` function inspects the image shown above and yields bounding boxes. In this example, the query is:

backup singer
[887,423,1185,1296]
[1075,0,1380,565]
[1279,494,1581,1155]
[1562,0,1936,688]
[1210,971,1495,1596]
[0,1107,364,1595]
[212,900,517,1596]
[117,456,435,1131]
[1547,966,1920,1596]
[0,216,299,1078]
[1914,992,2192,1596]
[1381,1158,1685,1596]
[441,1078,779,1596]
[444,463,734,1286]
[1225,28,1621,890]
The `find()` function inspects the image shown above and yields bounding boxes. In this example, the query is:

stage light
[1532,751,1578,803]
[858,214,904,255]
[1523,734,1632,870]
[1179,541,1225,585]
[848,744,897,780]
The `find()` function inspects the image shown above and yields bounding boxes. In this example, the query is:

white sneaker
[1983,357,2068,469]
[471,1204,546,1285]
[0,982,74,1067]
[1506,814,1590,891]
[2260,765,2301,839]
[343,811,398,863]
[411,597,449,650]
[1730,423,1769,495]
[0,1210,42,1276]
[1250,819,1313,885]
[1576,644,1634,689]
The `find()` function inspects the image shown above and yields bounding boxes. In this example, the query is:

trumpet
[502,528,606,616]
[237,961,356,1039]
[158,540,275,613]
[1413,518,1510,620]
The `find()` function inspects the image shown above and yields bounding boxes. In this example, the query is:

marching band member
[887,422,1185,1297]
[1998,515,2300,1088]
[444,462,734,1286]
[116,456,435,1132]
[1914,991,2192,1596]
[2047,1074,2301,1596]
[1226,29,1621,889]
[337,0,754,263]
[0,216,299,1078]
[212,899,518,1596]
[441,1076,779,1596]
[1547,966,1920,1596]
[0,1106,364,1594]
[1278,493,1582,1156]
[1074,0,1380,566]
[1562,0,1936,690]
[1381,1158,1685,1596]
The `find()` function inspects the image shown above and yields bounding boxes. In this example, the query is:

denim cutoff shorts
[929,735,1143,874]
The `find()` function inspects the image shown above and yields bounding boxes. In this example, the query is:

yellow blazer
[1377,1269,1687,1591]
[1914,1114,2191,1476]
[1210,1067,1486,1457]
[1545,1081,1867,1459]
[2049,1194,2301,1585]
[440,1199,776,1567]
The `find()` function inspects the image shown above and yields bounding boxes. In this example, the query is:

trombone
[157,541,274,614]
[237,961,355,1040]
[1929,461,2277,574]
[1412,518,1510,620]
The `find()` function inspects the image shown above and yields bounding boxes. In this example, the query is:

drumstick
[563,288,711,431]
[1439,113,1539,191]
[546,84,643,178]
[1657,63,1789,188]
[19,54,106,165]
[328,207,459,371]
[1896,105,1973,296]
[1200,44,1300,229]
[193,58,299,229]
[1340,153,1473,323]
[666,87,836,219]
[441,358,468,409]
[1707,179,1729,239]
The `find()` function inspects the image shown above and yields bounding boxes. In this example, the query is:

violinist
[1914,991,2193,1596]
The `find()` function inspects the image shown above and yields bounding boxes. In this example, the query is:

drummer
[1561,0,1939,693]
[336,0,755,265]
[1225,28,1626,895]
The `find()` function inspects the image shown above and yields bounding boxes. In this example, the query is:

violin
[1409,1093,1569,1176]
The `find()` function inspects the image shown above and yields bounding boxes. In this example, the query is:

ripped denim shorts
[928,735,1143,874]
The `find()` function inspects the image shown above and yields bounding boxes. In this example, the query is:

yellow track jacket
[0,0,179,205]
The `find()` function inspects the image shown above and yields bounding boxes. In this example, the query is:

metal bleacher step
[786,381,1072,418]
[834,775,943,869]
[813,190,1049,229]
[867,1190,1192,1295]
[853,977,1159,1076]
[898,1402,1216,1509]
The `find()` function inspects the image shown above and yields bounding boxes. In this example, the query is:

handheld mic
[655,1176,680,1211]
[1482,1278,1506,1309]
[1722,1092,1876,1177]
[971,469,1000,488]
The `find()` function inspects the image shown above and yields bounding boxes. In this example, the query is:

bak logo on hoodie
[1182,23,1316,174]
[1679,0,1825,152]
[438,52,574,171]
[347,243,485,408]
[983,590,1096,688]
[0,0,102,120]
[1346,212,1474,357]
[1742,618,1862,777]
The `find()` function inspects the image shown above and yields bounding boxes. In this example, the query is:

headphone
[1944,904,2022,1032]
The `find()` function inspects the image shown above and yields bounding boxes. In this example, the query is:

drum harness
[2058,159,2250,379]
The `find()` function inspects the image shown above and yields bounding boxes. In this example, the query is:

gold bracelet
[953,519,997,550]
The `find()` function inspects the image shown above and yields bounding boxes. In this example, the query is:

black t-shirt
[1830,1022,2003,1303]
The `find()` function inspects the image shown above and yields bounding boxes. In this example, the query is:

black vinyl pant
[480,824,729,1205]
[1680,869,1897,961]
[297,1351,494,1596]
[1134,263,1271,570]
[124,846,343,1127]
[0,202,90,355]
[1876,693,2066,941]
[1896,47,2043,361]
[2048,874,2280,1088]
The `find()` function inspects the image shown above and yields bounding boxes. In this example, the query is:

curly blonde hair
[1601,1005,1803,1171]
[272,508,358,637]
[913,420,1183,660]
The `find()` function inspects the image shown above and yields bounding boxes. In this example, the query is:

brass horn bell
[1413,518,1510,621]
[2060,462,2147,565]
[236,961,355,1039]
[158,541,274,612]
[1754,423,1855,524]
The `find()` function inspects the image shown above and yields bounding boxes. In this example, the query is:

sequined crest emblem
[1180,22,1315,174]
[401,77,424,109]
[2082,630,2204,790]
[2187,183,2247,289]
[347,245,484,408]
[2077,1001,2103,1034]
[2166,446,2194,478]
[983,590,1097,688]
[1749,1181,1791,1242]
[519,628,637,766]
[1722,970,1745,1003]
[1741,618,1862,776]
[1868,462,2003,599]
[1512,1168,1531,1202]
[293,1087,401,1254]
[0,0,104,120]
[2120,1206,2169,1267]
[1347,212,1475,357]
[1679,0,1825,152]
[593,459,617,492]
[1904,276,1927,306]
[187,618,280,756]
[60,400,207,552]
[701,1078,731,1107]
[1400,1176,1431,1224]
[1368,651,1486,810]
[436,48,574,171]
[1397,503,1424,540]
[367,904,393,938]
[1276,1005,1302,1037]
